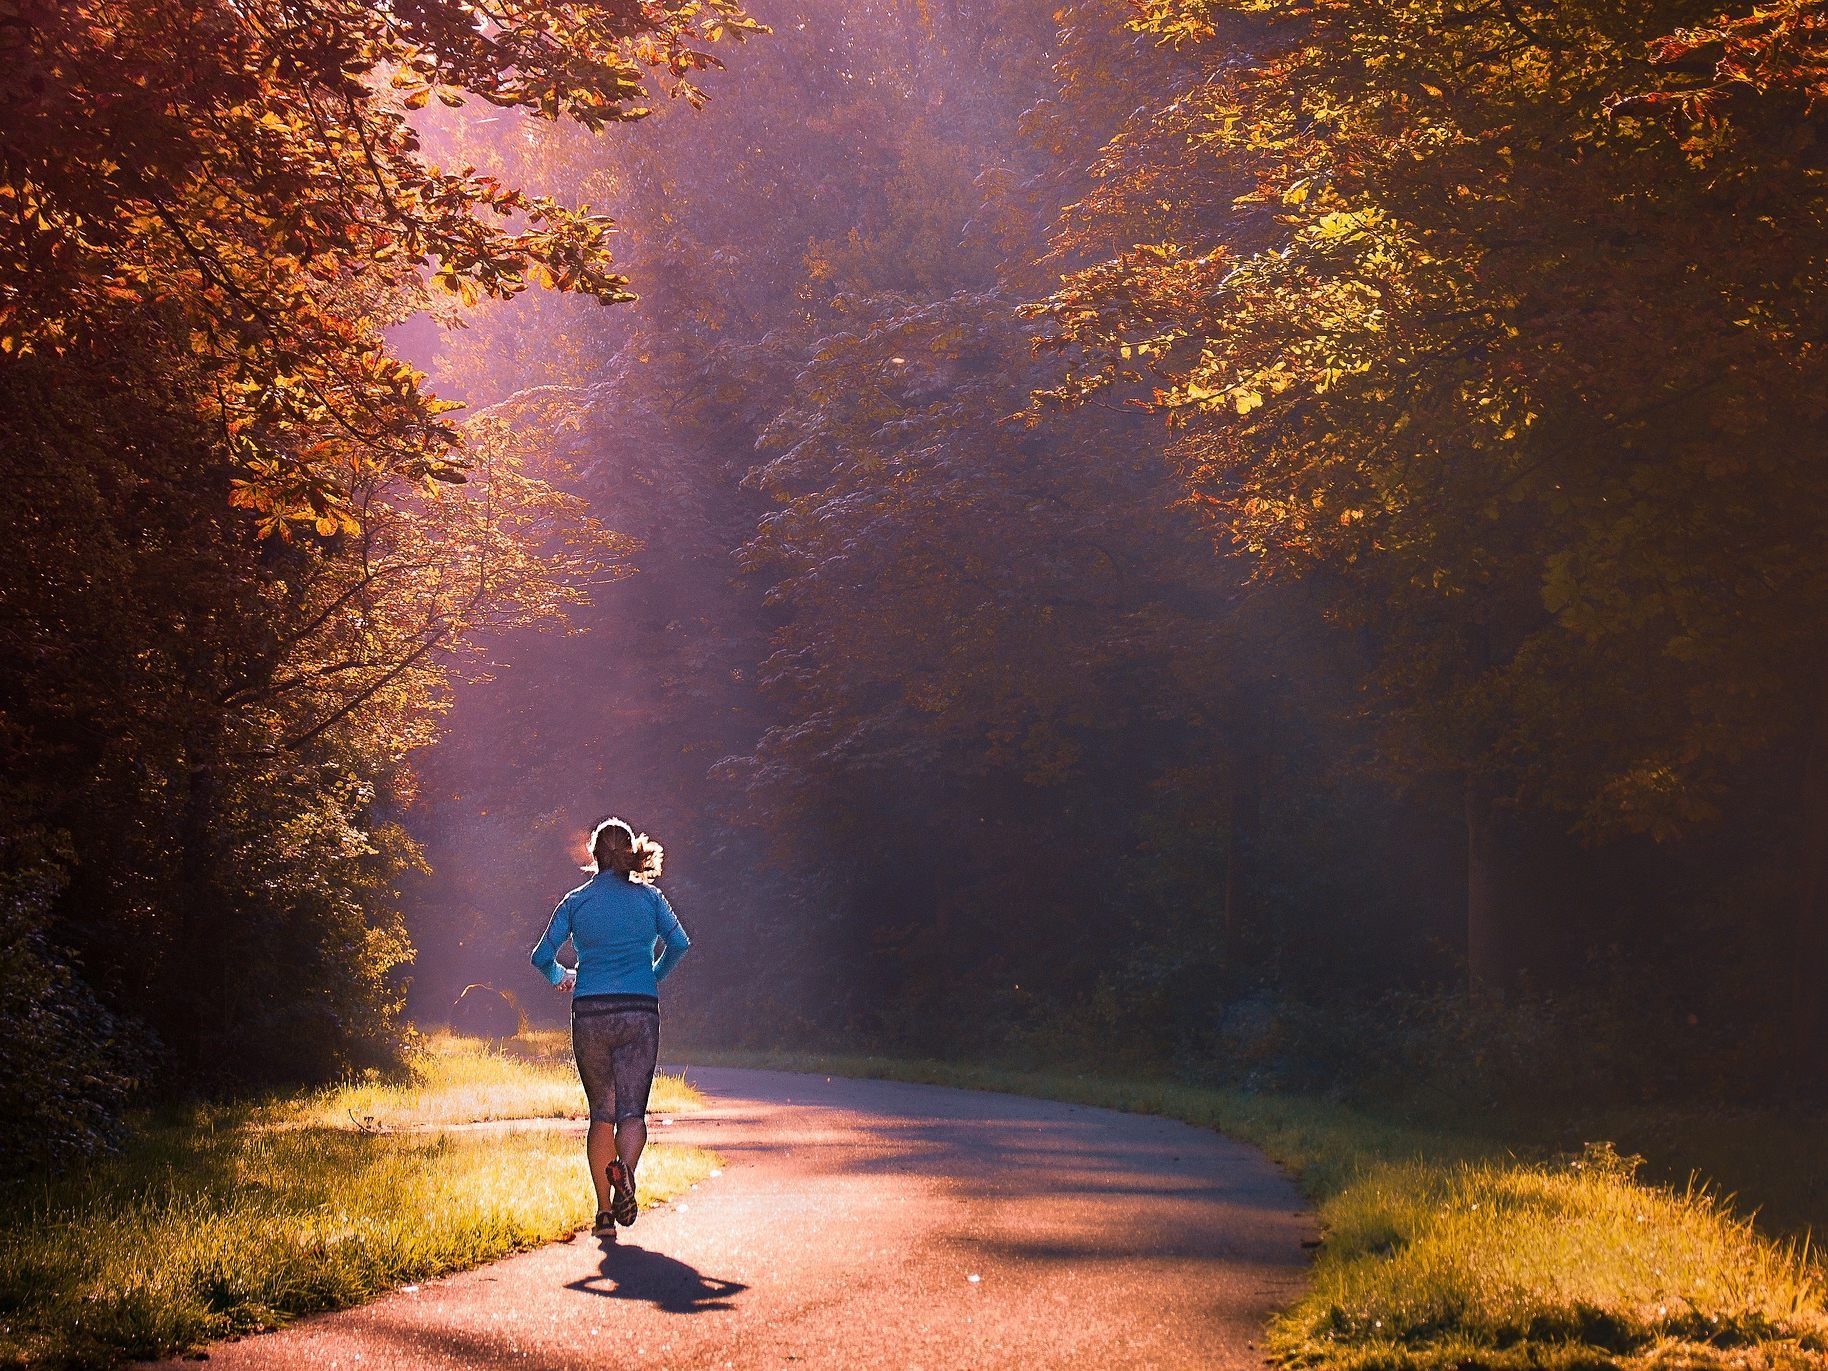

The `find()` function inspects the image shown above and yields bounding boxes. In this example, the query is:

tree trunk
[1465,779,1511,994]
[169,731,232,1072]
[1221,743,1261,968]
[1792,677,1828,1081]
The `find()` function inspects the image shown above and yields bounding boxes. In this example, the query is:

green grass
[276,1029,702,1129]
[0,1036,716,1370]
[676,1048,1828,1371]
[1280,1146,1825,1371]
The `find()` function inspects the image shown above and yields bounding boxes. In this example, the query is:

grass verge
[675,1048,1828,1371]
[0,1035,714,1370]
[276,1029,701,1129]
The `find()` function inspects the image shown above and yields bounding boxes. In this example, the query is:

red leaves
[1609,0,1828,129]
[0,0,762,531]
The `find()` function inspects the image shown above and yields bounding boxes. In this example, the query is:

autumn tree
[1030,0,1828,1063]
[0,0,763,1145]
[1,0,761,528]
[0,326,631,1085]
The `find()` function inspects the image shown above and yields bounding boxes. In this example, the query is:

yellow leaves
[326,507,363,536]
[431,265,481,307]
[1307,98,1349,127]
[1311,208,1379,243]
[1234,388,1265,415]
[1127,0,1221,47]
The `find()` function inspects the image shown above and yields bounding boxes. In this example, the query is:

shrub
[0,832,144,1175]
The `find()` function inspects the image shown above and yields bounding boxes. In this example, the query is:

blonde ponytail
[588,817,664,883]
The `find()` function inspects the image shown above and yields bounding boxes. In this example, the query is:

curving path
[154,1067,1314,1369]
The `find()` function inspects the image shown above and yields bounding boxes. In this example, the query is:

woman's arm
[649,887,691,983]
[530,893,576,986]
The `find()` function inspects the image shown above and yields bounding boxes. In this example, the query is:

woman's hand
[556,968,577,993]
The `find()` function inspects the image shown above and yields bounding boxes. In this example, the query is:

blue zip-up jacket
[530,872,691,999]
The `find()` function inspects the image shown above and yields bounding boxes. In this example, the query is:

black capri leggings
[571,996,660,1124]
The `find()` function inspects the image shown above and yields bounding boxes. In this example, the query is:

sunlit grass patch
[0,1036,717,1369]
[1274,1144,1827,1370]
[275,1031,702,1130]
[503,1025,573,1063]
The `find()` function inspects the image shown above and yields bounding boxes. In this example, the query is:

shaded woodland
[6,0,1828,1169]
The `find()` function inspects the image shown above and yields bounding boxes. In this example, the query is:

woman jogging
[530,817,691,1240]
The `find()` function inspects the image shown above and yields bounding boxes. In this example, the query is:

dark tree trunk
[168,733,233,1073]
[1792,677,1828,1082]
[1222,742,1261,967]
[1465,779,1512,993]
[1464,782,1597,996]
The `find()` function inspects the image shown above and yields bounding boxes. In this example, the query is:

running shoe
[606,1159,638,1226]
[592,1210,617,1239]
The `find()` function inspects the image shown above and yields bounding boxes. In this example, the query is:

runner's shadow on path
[566,1241,749,1314]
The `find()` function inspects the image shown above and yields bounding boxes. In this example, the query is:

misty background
[387,0,1813,1105]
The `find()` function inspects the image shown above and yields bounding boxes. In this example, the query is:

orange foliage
[0,0,761,531]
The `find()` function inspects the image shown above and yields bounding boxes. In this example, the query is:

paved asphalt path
[154,1067,1314,1369]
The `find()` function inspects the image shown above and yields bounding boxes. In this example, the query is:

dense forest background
[405,0,1828,1096]
[7,0,1828,1171]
